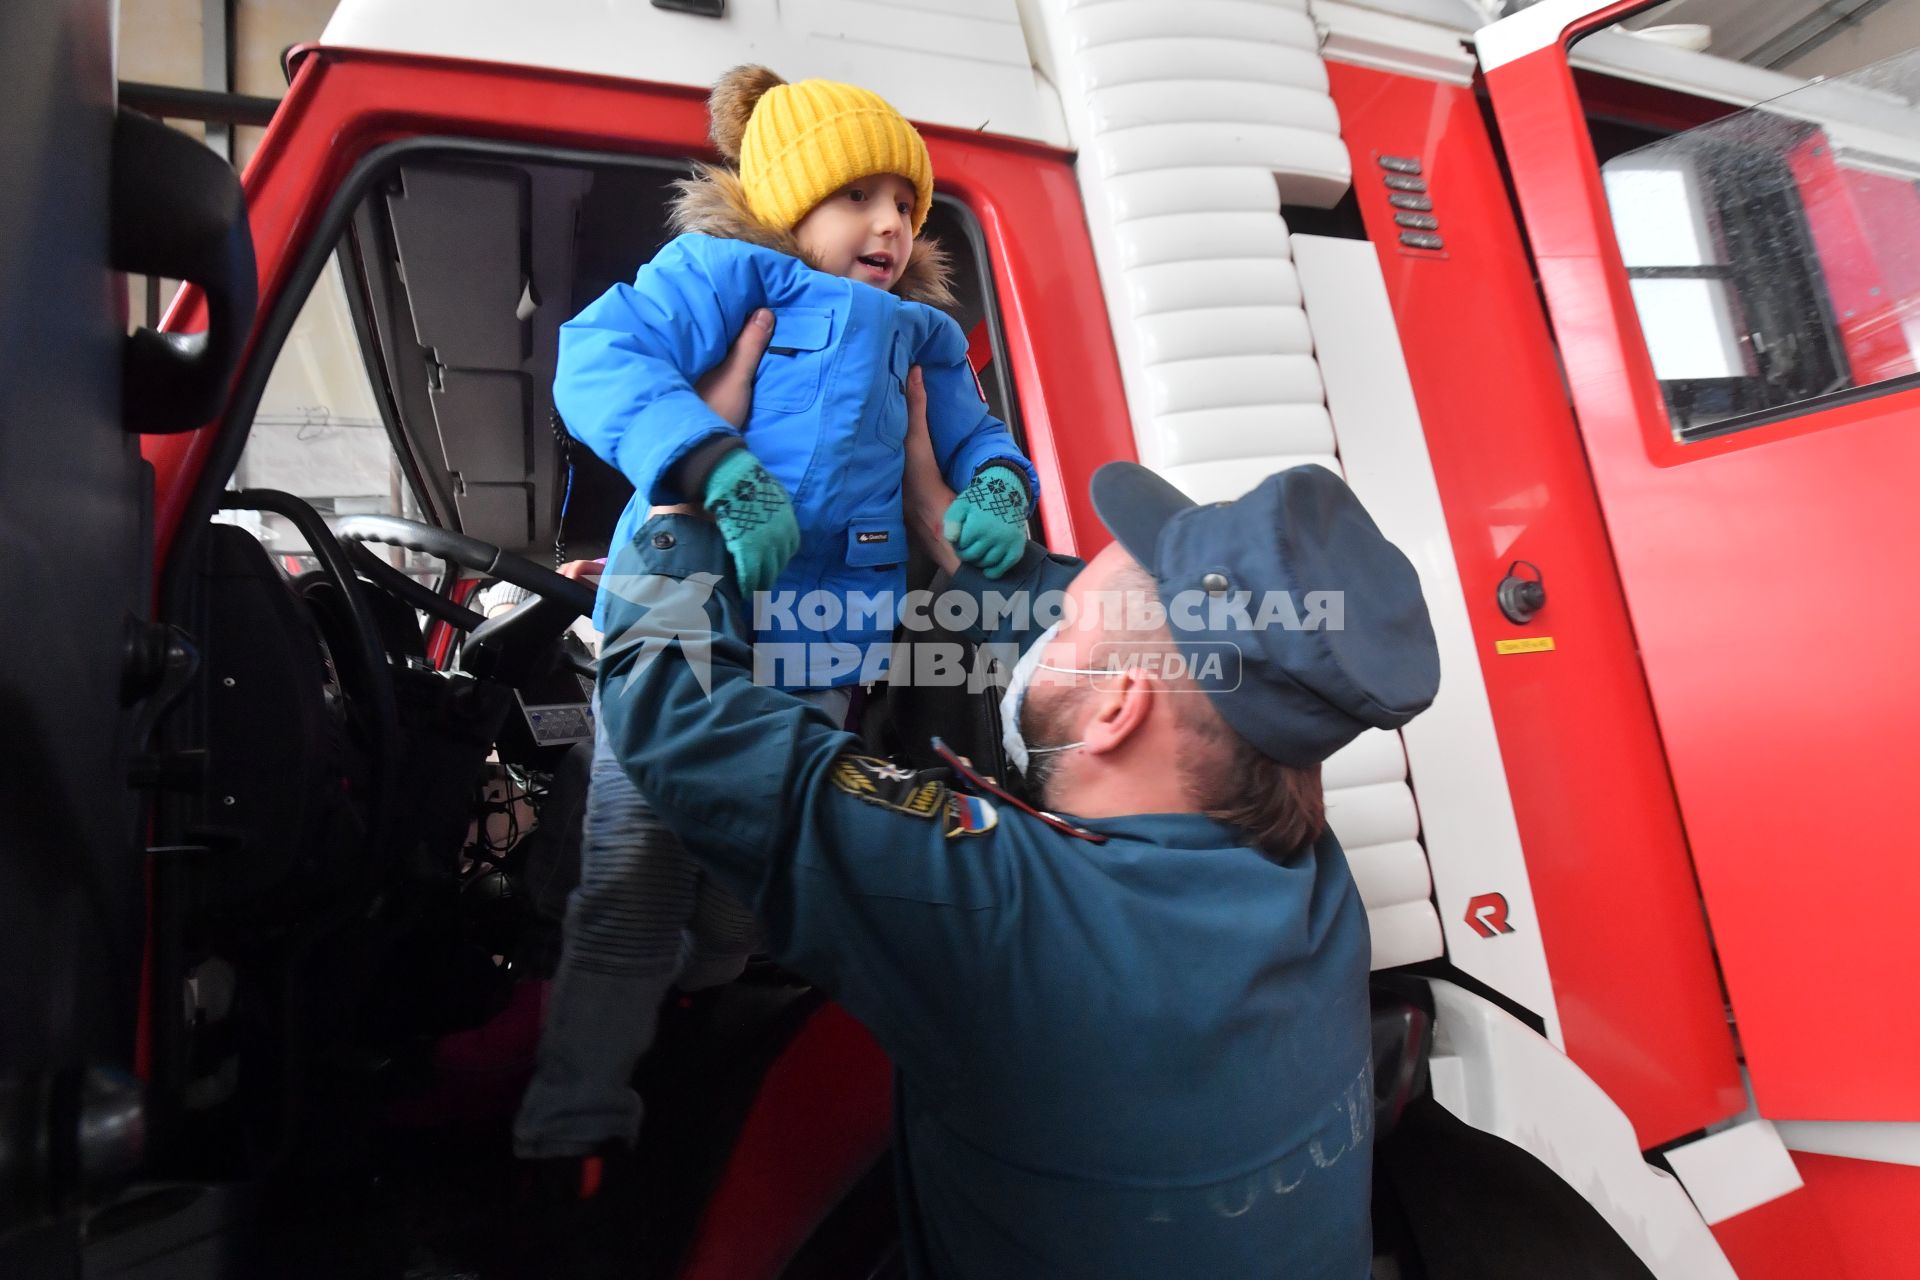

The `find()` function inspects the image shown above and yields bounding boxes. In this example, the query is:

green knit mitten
[703,449,800,595]
[942,464,1030,579]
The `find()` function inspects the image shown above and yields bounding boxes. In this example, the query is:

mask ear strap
[1034,661,1112,676]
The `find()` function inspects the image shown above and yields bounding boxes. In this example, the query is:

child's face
[793,174,918,291]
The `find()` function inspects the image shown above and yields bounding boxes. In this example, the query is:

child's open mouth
[856,253,894,277]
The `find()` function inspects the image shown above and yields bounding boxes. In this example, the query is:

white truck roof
[320,0,1069,148]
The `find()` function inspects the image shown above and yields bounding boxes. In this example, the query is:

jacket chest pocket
[756,307,833,414]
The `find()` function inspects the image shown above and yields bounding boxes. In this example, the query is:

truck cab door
[1479,2,1920,1124]
[0,0,254,1269]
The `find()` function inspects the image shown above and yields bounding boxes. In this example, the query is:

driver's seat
[170,522,364,922]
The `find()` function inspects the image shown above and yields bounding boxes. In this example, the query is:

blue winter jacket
[555,233,1040,688]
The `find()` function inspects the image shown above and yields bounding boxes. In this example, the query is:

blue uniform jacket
[556,233,1040,687]
[595,517,1376,1279]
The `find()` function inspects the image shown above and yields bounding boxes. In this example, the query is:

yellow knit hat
[731,75,934,234]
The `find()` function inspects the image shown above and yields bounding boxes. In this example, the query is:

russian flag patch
[945,792,999,838]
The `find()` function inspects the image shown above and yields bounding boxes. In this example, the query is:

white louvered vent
[1022,0,1442,972]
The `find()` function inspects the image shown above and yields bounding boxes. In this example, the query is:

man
[592,345,1441,1277]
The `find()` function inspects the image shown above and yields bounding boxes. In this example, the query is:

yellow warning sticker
[1495,637,1556,655]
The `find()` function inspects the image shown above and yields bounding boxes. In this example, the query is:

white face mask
[998,622,1109,776]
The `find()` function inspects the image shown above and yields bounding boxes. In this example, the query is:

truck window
[221,251,432,578]
[306,147,1027,568]
[1599,49,1920,438]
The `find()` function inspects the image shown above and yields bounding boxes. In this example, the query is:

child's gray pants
[512,686,850,1157]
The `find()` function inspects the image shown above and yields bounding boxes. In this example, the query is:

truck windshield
[219,251,431,576]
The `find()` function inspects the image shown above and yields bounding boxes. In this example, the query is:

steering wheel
[333,515,598,686]
[225,490,404,875]
[332,515,597,619]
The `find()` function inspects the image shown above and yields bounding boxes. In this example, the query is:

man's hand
[696,307,774,428]
[651,311,775,522]
[902,367,961,574]
[687,308,796,595]
[943,466,1029,579]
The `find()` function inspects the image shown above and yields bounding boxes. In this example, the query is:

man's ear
[1078,667,1155,758]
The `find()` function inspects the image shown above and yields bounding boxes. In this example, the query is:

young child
[513,65,1040,1194]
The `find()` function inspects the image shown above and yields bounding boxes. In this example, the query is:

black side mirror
[111,109,257,434]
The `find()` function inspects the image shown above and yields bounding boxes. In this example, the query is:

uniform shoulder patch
[944,791,998,838]
[829,755,949,820]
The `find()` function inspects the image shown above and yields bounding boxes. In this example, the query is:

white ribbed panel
[1023,0,1352,486]
[1069,0,1318,48]
[1324,731,1442,969]
[1351,844,1437,913]
[1323,782,1420,850]
[1125,260,1303,315]
[1136,308,1313,365]
[1021,0,1437,972]
[1090,85,1343,139]
[1119,213,1292,268]
[1158,454,1341,502]
[1366,902,1447,970]
[1151,406,1329,467]
[1105,168,1295,221]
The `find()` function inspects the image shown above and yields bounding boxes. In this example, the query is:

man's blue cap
[1090,462,1440,768]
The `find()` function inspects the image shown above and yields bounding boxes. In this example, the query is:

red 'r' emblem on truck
[1464,893,1515,938]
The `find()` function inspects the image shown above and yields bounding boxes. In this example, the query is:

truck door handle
[1497,560,1547,625]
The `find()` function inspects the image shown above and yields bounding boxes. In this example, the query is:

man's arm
[595,518,1011,1059]
[900,365,1081,649]
[914,315,1041,505]
[901,367,960,573]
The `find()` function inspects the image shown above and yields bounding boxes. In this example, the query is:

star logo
[598,571,725,701]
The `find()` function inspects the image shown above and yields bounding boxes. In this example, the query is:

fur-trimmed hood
[668,164,956,310]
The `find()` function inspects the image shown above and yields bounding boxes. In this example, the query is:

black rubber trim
[923,192,1041,556]
[335,204,453,534]
[1379,958,1549,1040]
[334,514,595,617]
[118,81,280,127]
[342,540,485,631]
[1680,368,1920,442]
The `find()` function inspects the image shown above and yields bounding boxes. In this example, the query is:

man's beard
[1016,686,1084,811]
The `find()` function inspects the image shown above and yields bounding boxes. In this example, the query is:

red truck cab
[7,0,1920,1275]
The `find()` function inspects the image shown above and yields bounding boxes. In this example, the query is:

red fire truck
[6,0,1918,1275]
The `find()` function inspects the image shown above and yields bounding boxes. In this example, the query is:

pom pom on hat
[708,64,786,162]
